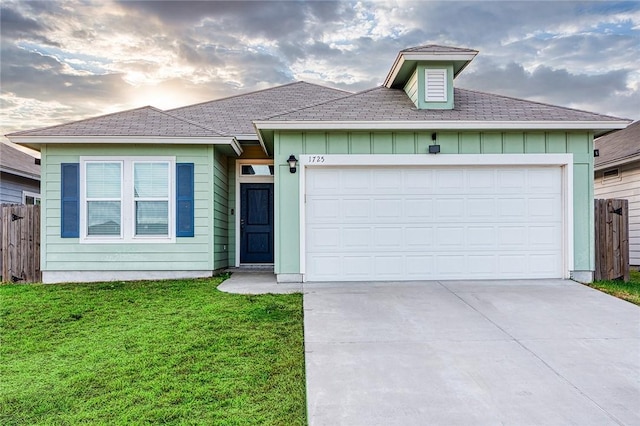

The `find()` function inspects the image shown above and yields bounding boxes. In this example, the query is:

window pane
[134,163,169,198]
[87,163,121,198]
[87,201,121,235]
[136,201,168,235]
[241,164,274,176]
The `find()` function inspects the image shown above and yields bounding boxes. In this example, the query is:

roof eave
[254,120,630,133]
[7,135,243,156]
[595,153,640,171]
[0,166,40,181]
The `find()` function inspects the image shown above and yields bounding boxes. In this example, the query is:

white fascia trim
[252,123,270,156]
[594,154,640,171]
[254,120,630,131]
[298,153,573,167]
[9,136,243,156]
[235,134,260,141]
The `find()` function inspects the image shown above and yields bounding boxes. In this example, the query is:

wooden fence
[1,204,41,283]
[594,199,629,282]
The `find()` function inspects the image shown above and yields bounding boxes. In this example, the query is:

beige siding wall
[595,160,640,266]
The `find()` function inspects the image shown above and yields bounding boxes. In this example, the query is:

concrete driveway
[304,279,640,425]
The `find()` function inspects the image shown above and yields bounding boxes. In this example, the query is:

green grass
[0,276,306,425]
[589,270,640,306]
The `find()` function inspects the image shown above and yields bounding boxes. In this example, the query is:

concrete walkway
[304,279,640,426]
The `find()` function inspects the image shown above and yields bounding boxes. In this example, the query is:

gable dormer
[384,45,478,110]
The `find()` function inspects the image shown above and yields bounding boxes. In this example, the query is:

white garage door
[305,166,564,281]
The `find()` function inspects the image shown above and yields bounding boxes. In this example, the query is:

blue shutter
[176,163,194,237]
[61,163,80,238]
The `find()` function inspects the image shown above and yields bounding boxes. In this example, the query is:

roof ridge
[5,105,157,137]
[262,86,381,120]
[456,87,632,121]
[167,81,350,113]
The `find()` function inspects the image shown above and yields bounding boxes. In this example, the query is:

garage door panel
[404,227,434,248]
[374,227,403,247]
[308,198,340,220]
[343,227,371,248]
[374,255,404,276]
[405,199,434,219]
[405,255,435,276]
[467,226,497,247]
[305,166,564,281]
[528,197,561,218]
[436,198,465,220]
[498,170,527,191]
[373,199,402,218]
[307,226,341,250]
[529,225,561,247]
[403,170,434,192]
[468,198,496,217]
[468,255,498,274]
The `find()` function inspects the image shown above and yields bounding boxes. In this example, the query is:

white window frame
[424,68,448,102]
[22,190,41,205]
[80,156,176,244]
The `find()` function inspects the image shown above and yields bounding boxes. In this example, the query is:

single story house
[6,45,631,284]
[0,142,41,205]
[594,120,640,266]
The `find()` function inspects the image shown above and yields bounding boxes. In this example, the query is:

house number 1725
[308,155,325,163]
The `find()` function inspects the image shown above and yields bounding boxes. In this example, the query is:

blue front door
[240,183,274,263]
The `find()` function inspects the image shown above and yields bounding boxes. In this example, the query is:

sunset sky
[1,0,639,145]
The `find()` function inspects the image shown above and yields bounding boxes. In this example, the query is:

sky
[1,0,639,149]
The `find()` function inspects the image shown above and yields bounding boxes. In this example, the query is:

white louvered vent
[424,69,447,102]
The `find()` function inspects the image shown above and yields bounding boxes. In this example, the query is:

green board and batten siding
[40,144,228,273]
[274,130,594,275]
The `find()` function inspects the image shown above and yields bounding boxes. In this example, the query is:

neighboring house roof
[594,120,640,170]
[7,106,225,138]
[167,81,350,139]
[0,142,40,181]
[256,87,627,134]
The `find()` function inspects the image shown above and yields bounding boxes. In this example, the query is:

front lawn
[0,276,306,425]
[589,270,640,306]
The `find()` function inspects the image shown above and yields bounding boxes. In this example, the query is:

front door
[240,183,274,263]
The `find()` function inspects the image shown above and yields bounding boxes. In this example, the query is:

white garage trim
[298,154,574,281]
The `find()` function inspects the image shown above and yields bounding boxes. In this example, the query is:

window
[80,157,175,242]
[22,191,41,205]
[425,69,448,102]
[241,164,274,176]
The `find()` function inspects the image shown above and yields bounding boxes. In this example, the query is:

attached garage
[300,154,573,282]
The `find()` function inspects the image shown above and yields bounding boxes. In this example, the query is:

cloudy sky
[1,0,639,144]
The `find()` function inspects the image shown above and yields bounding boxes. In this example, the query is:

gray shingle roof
[265,86,626,123]
[7,106,225,137]
[401,45,478,54]
[595,120,640,168]
[0,142,40,179]
[167,81,350,137]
